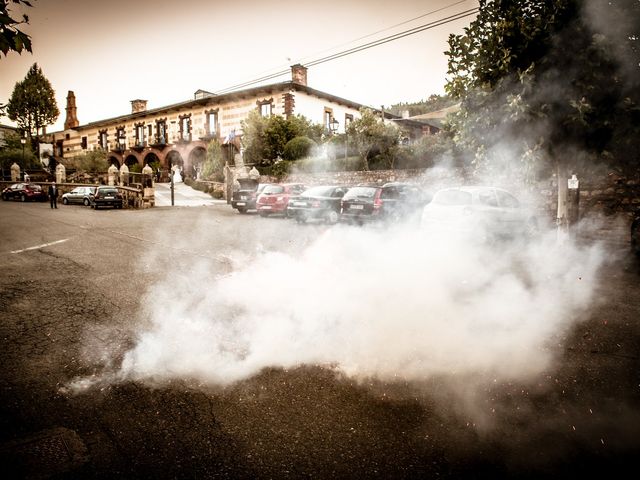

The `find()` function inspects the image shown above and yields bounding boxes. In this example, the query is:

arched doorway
[124,154,139,169]
[166,150,183,170]
[108,156,120,167]
[144,152,161,181]
[188,147,207,180]
[166,150,184,182]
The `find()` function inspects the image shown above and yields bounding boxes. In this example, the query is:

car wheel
[62,197,69,205]
[238,207,247,214]
[20,194,26,202]
[326,210,339,224]
[83,198,90,206]
[296,215,306,224]
[1,193,6,201]
[259,212,269,218]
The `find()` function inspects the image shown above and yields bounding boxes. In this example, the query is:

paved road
[153,181,226,207]
[0,200,639,479]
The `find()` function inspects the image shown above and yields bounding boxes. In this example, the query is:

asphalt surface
[0,197,639,479]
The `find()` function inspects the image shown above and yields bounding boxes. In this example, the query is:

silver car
[62,186,96,206]
[421,186,538,240]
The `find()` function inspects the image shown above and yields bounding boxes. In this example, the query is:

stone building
[47,64,406,177]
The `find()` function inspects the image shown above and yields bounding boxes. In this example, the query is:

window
[257,99,273,117]
[478,190,498,207]
[135,123,145,147]
[81,136,87,150]
[179,115,191,141]
[116,127,126,149]
[260,103,272,117]
[345,113,353,127]
[156,120,167,143]
[324,109,333,132]
[433,189,472,205]
[99,131,108,150]
[148,125,153,139]
[496,190,520,208]
[206,110,218,136]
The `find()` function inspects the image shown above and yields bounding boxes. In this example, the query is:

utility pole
[170,166,175,206]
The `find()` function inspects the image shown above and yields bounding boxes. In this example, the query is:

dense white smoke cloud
[115,222,604,387]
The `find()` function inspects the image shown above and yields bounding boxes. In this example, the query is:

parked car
[340,185,384,224]
[231,179,269,214]
[420,186,538,240]
[287,185,349,224]
[62,186,96,206]
[1,183,48,202]
[256,183,306,217]
[378,182,432,223]
[90,186,123,209]
[632,213,640,257]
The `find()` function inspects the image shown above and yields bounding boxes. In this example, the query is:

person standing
[48,182,58,209]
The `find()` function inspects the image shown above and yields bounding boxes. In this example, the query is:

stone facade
[46,65,387,178]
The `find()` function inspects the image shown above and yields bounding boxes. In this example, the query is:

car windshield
[433,189,472,205]
[263,185,284,194]
[28,184,42,191]
[343,187,377,199]
[100,188,118,194]
[303,186,335,197]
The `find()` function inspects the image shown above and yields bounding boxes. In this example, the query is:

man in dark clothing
[48,182,58,209]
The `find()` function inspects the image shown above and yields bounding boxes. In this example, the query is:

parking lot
[0,199,639,479]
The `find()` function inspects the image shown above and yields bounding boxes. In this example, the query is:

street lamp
[20,135,26,168]
[329,118,339,135]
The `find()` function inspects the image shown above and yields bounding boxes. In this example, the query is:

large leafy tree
[0,0,33,58]
[445,0,639,174]
[346,108,399,171]
[241,111,322,166]
[7,62,59,148]
[445,0,639,225]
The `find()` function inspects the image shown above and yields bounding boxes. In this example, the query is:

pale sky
[1,0,478,132]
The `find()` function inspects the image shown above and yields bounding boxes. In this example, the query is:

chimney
[130,99,148,114]
[64,91,79,130]
[291,64,307,86]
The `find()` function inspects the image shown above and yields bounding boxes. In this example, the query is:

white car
[421,186,538,240]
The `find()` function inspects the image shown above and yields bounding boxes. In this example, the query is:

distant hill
[388,94,457,117]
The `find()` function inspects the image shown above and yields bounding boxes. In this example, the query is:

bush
[283,136,316,160]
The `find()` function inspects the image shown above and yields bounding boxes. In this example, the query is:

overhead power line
[214,7,479,95]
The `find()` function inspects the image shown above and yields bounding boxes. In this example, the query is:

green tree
[0,0,33,58]
[70,150,107,173]
[241,111,322,166]
[203,139,224,181]
[346,108,400,170]
[0,130,36,173]
[445,0,640,229]
[447,0,639,175]
[283,136,316,160]
[7,63,60,149]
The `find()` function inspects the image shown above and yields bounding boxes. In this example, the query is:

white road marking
[11,238,70,254]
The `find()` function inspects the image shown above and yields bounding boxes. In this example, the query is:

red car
[1,183,48,202]
[256,183,305,217]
